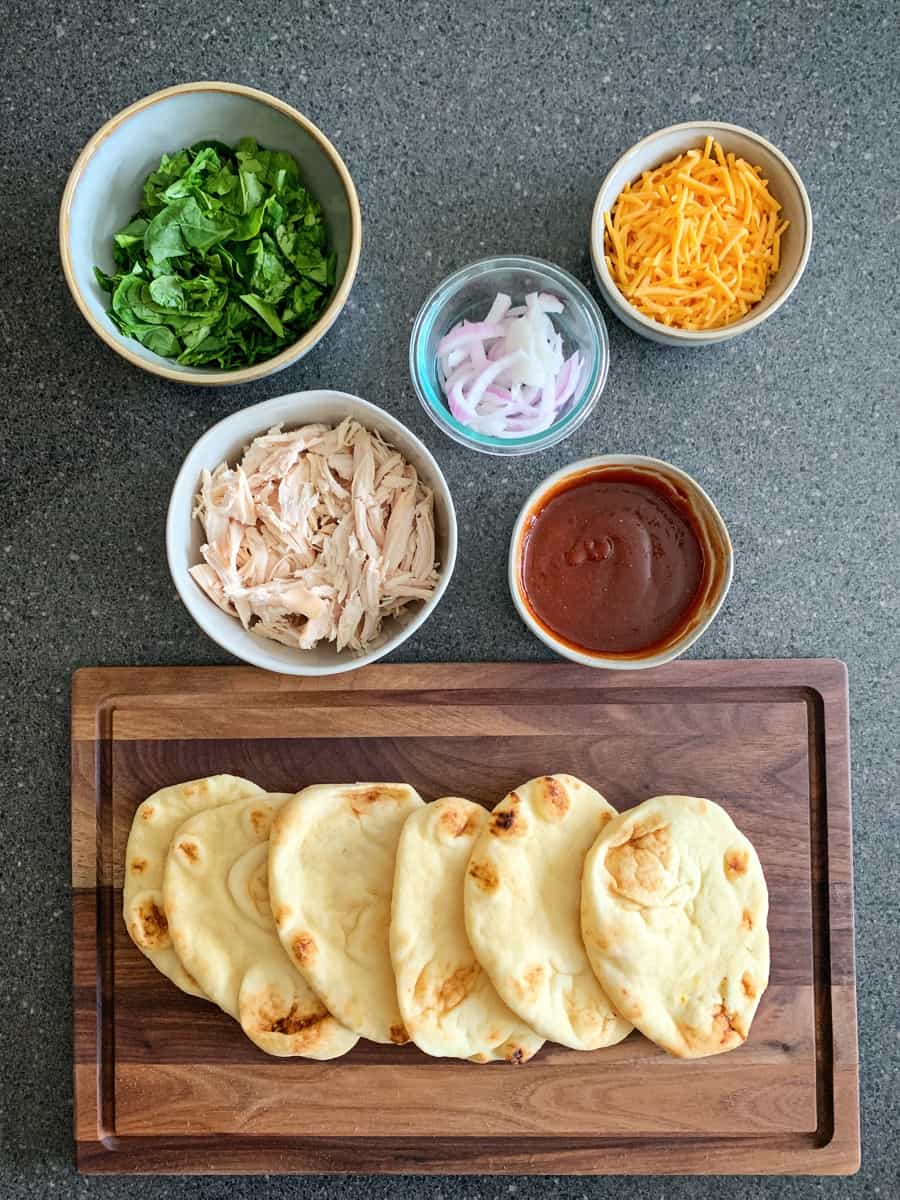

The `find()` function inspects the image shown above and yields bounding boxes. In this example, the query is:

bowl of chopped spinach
[60,82,361,384]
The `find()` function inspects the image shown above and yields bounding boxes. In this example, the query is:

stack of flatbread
[123,773,769,1062]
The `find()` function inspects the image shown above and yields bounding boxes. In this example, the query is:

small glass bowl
[409,255,610,456]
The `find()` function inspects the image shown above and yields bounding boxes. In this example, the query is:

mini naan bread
[122,775,264,997]
[391,797,544,1063]
[163,793,358,1059]
[581,794,770,1059]
[464,775,632,1050]
[269,783,424,1044]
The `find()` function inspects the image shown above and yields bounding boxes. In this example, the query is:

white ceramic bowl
[508,454,733,668]
[591,121,812,346]
[167,390,457,674]
[60,82,361,385]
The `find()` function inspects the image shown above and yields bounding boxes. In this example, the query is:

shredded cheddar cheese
[604,138,789,330]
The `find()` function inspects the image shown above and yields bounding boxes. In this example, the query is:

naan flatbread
[581,794,770,1058]
[123,775,263,997]
[464,775,632,1050]
[391,797,544,1062]
[269,783,424,1044]
[163,793,358,1058]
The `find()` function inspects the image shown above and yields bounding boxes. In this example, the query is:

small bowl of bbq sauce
[509,455,733,669]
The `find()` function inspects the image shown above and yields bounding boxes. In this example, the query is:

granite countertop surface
[2,0,897,1195]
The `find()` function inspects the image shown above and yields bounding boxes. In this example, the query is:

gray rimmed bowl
[591,121,812,346]
[166,390,457,674]
[60,82,361,385]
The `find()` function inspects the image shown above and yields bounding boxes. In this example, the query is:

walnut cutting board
[71,659,859,1175]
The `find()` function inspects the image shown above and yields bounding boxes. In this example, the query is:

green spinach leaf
[240,293,285,337]
[148,274,184,309]
[95,138,334,368]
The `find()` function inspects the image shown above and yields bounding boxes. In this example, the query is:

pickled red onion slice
[436,291,584,439]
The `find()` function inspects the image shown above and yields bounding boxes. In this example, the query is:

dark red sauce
[520,468,707,655]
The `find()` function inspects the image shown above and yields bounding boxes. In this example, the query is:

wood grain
[110,1056,815,1138]
[71,659,859,1174]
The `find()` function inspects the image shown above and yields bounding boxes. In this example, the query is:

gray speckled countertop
[1,0,898,1195]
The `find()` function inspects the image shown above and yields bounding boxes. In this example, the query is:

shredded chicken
[190,419,440,653]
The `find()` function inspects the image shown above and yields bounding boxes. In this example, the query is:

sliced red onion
[437,290,585,439]
[465,350,527,412]
[448,379,476,423]
[469,335,488,370]
[438,321,505,355]
[485,292,512,322]
[442,360,478,392]
[538,382,557,418]
[538,292,565,314]
[554,351,584,410]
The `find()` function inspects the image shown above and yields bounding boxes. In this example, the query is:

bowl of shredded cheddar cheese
[591,122,812,345]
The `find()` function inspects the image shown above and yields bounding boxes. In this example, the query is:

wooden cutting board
[71,659,859,1175]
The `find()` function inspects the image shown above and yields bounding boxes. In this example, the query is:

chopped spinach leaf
[94,138,334,368]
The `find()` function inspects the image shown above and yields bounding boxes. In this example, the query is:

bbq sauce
[520,468,707,656]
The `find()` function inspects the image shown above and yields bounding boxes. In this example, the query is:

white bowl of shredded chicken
[167,391,457,674]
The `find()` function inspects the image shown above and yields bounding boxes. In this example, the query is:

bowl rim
[507,453,734,669]
[166,389,458,675]
[59,81,363,386]
[409,254,610,456]
[590,120,813,344]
